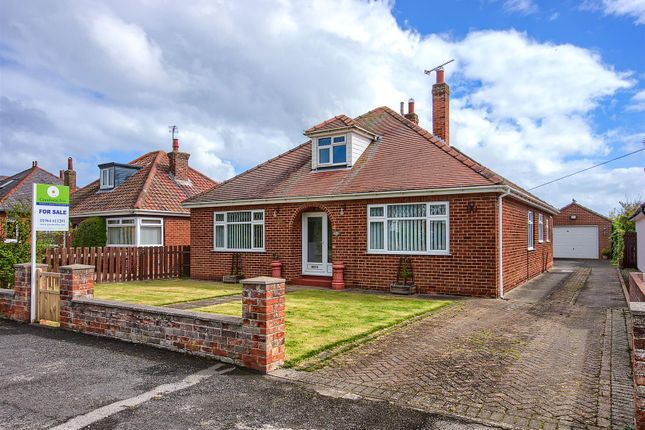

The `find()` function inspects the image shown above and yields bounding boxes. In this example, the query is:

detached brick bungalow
[71,139,216,247]
[184,70,557,297]
[1,161,67,242]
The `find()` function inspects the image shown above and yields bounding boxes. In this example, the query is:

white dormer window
[317,135,347,167]
[100,167,114,189]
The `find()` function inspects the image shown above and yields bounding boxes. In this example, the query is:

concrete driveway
[274,260,635,429]
[0,320,496,429]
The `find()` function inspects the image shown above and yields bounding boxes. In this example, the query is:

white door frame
[301,212,332,276]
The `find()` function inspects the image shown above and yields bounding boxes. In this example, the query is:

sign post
[31,184,69,322]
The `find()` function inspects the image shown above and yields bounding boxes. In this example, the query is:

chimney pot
[400,101,404,115]
[59,170,64,180]
[67,157,73,170]
[32,161,37,167]
[403,98,419,125]
[436,68,445,84]
[172,138,179,152]
[408,98,415,114]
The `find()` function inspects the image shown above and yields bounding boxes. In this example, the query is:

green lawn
[193,289,452,367]
[94,279,242,306]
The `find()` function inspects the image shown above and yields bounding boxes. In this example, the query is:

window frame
[105,217,163,247]
[100,167,115,190]
[367,202,450,256]
[527,211,534,250]
[317,135,348,167]
[213,210,265,252]
[546,217,550,242]
[4,218,19,243]
[538,213,544,243]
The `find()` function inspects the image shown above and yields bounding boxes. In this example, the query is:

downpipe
[498,186,511,300]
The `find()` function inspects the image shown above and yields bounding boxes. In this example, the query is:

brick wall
[191,193,506,297]
[57,265,284,373]
[0,263,46,321]
[0,212,5,238]
[502,197,553,294]
[164,216,191,246]
[1,264,285,373]
[553,203,612,258]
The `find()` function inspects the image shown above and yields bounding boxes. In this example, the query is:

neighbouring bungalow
[183,70,557,297]
[0,161,67,243]
[70,139,216,247]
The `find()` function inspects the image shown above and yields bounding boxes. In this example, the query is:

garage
[553,225,599,259]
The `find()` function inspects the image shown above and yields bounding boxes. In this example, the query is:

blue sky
[0,0,643,213]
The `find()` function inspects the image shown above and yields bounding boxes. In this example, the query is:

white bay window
[106,217,163,247]
[368,202,449,255]
[214,210,265,252]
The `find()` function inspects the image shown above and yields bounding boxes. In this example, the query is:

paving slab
[275,260,635,429]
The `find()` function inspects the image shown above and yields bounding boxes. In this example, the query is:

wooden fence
[622,231,637,269]
[44,246,190,283]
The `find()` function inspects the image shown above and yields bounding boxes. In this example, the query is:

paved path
[273,260,634,429]
[0,320,495,429]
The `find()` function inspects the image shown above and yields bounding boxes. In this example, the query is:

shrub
[0,203,45,288]
[601,247,612,259]
[72,217,106,248]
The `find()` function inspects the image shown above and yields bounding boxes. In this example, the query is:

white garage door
[553,226,599,259]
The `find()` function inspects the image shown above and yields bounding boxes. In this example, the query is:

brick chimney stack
[432,68,450,145]
[168,138,190,182]
[63,157,77,193]
[403,98,419,125]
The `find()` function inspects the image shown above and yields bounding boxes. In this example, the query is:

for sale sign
[33,184,70,231]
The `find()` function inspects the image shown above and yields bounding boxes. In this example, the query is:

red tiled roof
[304,114,356,134]
[186,106,554,212]
[71,150,216,216]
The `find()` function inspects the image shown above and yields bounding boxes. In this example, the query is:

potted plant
[601,247,612,260]
[271,253,282,278]
[390,256,416,295]
[223,253,244,283]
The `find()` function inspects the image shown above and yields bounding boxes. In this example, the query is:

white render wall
[636,215,645,272]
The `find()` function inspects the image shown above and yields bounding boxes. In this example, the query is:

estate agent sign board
[31,184,69,322]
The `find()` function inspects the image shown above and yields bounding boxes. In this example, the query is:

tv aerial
[169,125,179,140]
[424,59,454,76]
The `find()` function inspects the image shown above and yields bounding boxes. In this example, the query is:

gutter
[498,186,511,299]
[183,185,510,209]
[70,209,190,219]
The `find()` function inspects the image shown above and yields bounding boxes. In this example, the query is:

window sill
[366,251,451,256]
[212,249,266,253]
[4,239,17,244]
[528,247,535,251]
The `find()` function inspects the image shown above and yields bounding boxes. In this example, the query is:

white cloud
[0,0,640,213]
[503,0,538,15]
[628,89,645,111]
[601,0,645,24]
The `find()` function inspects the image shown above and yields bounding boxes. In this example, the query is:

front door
[302,212,332,276]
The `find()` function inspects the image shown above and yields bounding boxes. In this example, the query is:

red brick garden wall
[164,216,191,246]
[502,197,553,294]
[553,203,611,258]
[191,193,501,297]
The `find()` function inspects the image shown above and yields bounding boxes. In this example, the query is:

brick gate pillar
[0,263,46,322]
[241,276,286,373]
[59,264,95,329]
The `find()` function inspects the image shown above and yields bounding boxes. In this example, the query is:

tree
[610,197,642,265]
[72,217,106,247]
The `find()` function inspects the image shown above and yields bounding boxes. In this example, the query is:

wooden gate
[622,231,638,269]
[37,269,61,325]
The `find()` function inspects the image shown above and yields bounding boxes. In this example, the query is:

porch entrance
[301,212,332,276]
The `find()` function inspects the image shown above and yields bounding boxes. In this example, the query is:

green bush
[0,203,44,288]
[72,217,106,247]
